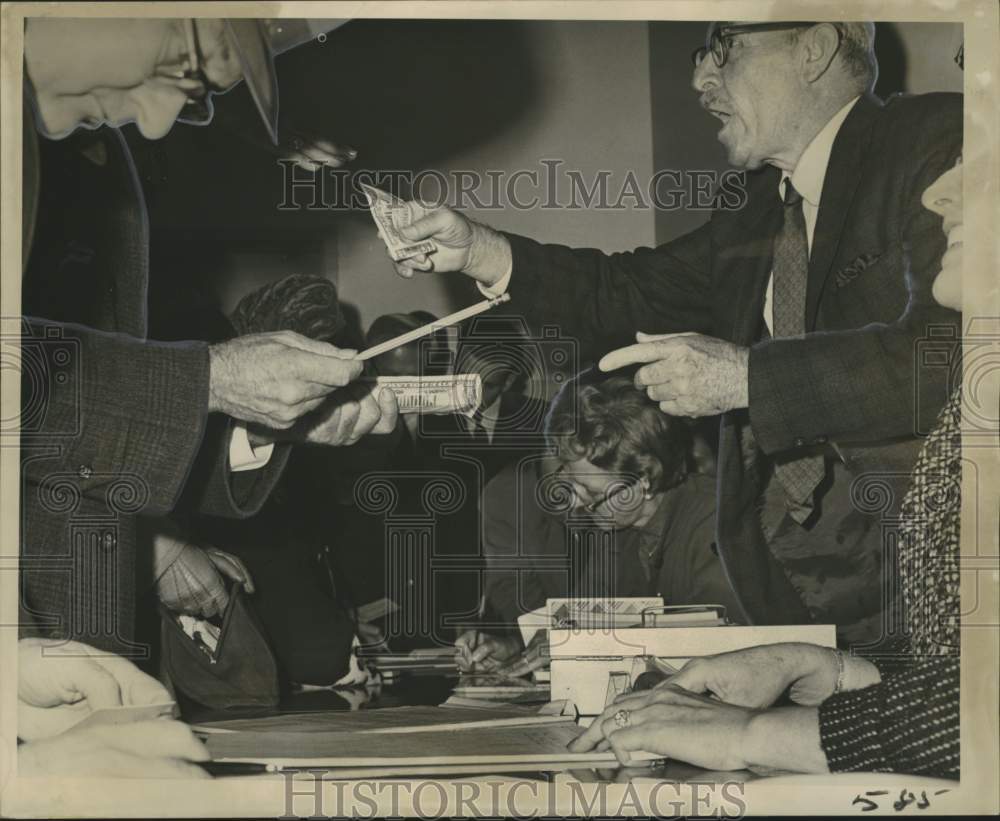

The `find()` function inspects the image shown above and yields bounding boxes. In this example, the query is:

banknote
[360,182,437,262]
[368,374,482,417]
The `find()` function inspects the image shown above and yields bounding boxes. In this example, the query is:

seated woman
[568,160,965,779]
[456,367,741,672]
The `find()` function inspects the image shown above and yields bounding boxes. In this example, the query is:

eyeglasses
[553,465,643,515]
[691,22,836,69]
[177,19,226,126]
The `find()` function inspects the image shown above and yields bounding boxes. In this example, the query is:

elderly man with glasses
[390,21,963,648]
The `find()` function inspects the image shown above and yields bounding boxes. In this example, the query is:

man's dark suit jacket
[497,92,962,629]
[20,108,289,656]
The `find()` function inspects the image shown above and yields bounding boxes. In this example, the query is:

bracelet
[831,648,846,695]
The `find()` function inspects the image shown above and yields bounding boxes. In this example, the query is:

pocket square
[834,253,882,288]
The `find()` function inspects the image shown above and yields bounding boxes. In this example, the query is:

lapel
[805,93,883,328]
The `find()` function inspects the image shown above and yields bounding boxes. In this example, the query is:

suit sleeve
[21,317,288,519]
[175,413,291,518]
[748,105,962,452]
[678,505,744,619]
[482,467,562,628]
[505,220,715,364]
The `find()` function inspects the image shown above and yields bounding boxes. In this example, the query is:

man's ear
[800,23,841,84]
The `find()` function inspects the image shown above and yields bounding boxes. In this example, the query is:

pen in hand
[456,629,481,672]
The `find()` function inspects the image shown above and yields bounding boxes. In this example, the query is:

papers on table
[356,646,461,678]
[72,702,175,731]
[204,720,658,770]
[195,699,659,774]
[193,704,556,736]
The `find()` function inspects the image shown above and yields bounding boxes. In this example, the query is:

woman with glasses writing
[455,368,741,675]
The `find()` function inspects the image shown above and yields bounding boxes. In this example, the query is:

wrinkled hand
[495,630,549,678]
[454,631,521,673]
[208,331,363,429]
[665,643,839,709]
[294,384,399,446]
[280,131,356,172]
[155,541,254,619]
[567,684,758,770]
[18,719,210,779]
[599,332,749,416]
[389,201,511,288]
[18,639,173,741]
[249,383,399,448]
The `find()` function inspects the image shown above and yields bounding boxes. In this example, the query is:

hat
[224,19,349,145]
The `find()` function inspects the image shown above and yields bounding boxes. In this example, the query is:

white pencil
[356,293,512,361]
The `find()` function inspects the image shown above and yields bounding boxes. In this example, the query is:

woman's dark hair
[544,367,691,493]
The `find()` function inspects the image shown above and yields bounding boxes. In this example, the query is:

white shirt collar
[781,95,860,206]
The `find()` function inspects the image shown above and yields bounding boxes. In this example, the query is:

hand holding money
[247,381,399,448]
[361,183,437,262]
[361,185,511,286]
[369,374,483,417]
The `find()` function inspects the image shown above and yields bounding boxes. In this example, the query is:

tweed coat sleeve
[20,317,212,517]
[20,316,291,519]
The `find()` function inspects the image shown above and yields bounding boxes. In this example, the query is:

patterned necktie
[771,179,826,523]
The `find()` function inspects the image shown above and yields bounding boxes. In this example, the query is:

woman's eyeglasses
[553,465,643,514]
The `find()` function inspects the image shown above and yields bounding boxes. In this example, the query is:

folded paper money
[367,374,482,416]
[361,182,437,262]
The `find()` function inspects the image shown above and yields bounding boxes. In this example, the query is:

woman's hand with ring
[568,684,761,770]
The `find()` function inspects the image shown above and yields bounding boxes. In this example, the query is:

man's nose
[691,58,720,94]
[921,167,961,219]
[133,84,190,140]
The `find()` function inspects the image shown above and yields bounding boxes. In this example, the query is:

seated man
[457,368,741,671]
[451,317,552,481]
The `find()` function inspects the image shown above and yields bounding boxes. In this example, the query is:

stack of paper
[356,646,460,679]
[518,597,664,645]
[202,719,657,772]
[195,702,660,774]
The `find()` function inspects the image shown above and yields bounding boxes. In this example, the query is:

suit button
[793,438,805,448]
[77,464,93,479]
